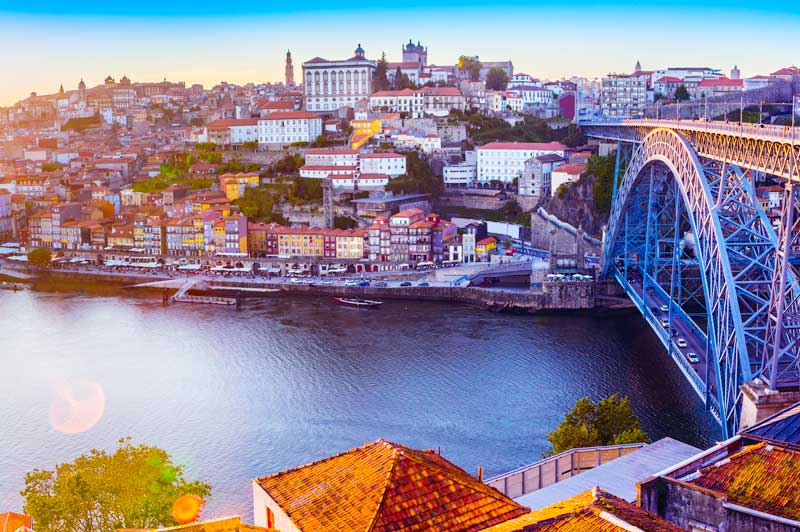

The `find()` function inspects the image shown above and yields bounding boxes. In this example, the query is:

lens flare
[49,380,106,434]
[172,494,205,524]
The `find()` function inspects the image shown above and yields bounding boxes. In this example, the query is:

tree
[675,85,690,102]
[485,68,509,91]
[241,141,258,151]
[457,56,482,82]
[189,117,204,127]
[27,248,52,267]
[374,52,390,92]
[21,437,212,532]
[587,154,616,215]
[546,394,649,456]
[334,216,358,229]
[500,198,522,217]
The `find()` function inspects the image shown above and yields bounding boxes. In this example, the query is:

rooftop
[253,439,527,532]
[481,488,683,532]
[742,401,800,450]
[479,141,568,151]
[516,438,700,510]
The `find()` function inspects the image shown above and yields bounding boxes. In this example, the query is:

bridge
[582,118,800,438]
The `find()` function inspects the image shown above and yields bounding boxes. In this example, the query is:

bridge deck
[584,118,799,143]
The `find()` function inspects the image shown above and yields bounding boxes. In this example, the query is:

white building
[304,148,359,167]
[303,44,376,112]
[257,111,323,146]
[477,141,568,184]
[550,163,586,196]
[508,73,539,89]
[299,165,358,179]
[359,152,406,176]
[601,72,649,118]
[369,87,464,118]
[744,75,773,91]
[443,161,477,187]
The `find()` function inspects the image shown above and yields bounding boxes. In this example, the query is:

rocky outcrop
[540,175,607,238]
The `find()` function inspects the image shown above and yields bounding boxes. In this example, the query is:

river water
[0,284,718,519]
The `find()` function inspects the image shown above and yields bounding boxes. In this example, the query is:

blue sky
[1,0,798,105]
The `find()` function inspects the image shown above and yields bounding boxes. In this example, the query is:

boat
[333,297,383,307]
[0,282,26,291]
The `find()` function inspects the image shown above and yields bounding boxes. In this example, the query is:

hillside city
[2,38,800,532]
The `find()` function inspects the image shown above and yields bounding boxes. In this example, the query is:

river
[0,284,719,519]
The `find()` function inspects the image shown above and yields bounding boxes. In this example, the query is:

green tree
[241,141,258,151]
[195,141,216,152]
[374,52,390,92]
[675,85,690,102]
[27,248,52,267]
[457,56,482,82]
[21,437,211,532]
[334,216,358,229]
[546,394,648,456]
[500,198,522,217]
[485,68,509,91]
[385,152,442,198]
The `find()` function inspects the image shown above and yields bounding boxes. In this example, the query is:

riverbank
[6,266,612,314]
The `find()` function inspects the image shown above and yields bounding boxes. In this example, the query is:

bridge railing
[484,443,646,499]
[582,118,799,143]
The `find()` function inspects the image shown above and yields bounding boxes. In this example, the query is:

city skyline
[2,1,800,106]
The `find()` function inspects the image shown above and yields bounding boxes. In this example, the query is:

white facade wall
[304,59,376,112]
[443,162,477,186]
[477,146,566,183]
[299,166,357,179]
[230,124,259,144]
[304,151,359,167]
[252,483,300,532]
[359,155,406,176]
[258,116,322,145]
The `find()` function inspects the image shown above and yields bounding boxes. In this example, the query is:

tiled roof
[479,142,567,151]
[254,439,527,532]
[687,442,800,521]
[698,77,743,87]
[207,118,260,128]
[305,148,359,155]
[259,111,320,121]
[479,488,683,532]
[0,512,32,532]
[553,163,586,176]
[360,152,404,158]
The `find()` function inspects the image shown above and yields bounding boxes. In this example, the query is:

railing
[484,442,646,499]
[583,118,799,142]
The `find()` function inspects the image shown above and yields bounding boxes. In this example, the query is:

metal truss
[602,128,778,437]
[584,120,800,182]
[764,183,800,387]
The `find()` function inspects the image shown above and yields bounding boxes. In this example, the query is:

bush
[27,248,52,267]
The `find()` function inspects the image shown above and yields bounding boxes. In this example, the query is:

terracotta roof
[360,152,404,158]
[258,111,320,121]
[372,89,419,97]
[387,62,421,69]
[686,442,800,521]
[0,512,32,532]
[254,439,527,532]
[479,141,567,151]
[654,76,684,83]
[305,148,359,155]
[300,165,358,171]
[207,118,260,128]
[553,163,586,176]
[698,77,743,87]
[258,100,294,110]
[480,488,682,532]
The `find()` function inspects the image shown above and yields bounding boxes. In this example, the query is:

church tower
[285,50,294,86]
[634,60,642,73]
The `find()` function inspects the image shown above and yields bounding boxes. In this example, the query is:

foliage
[289,177,323,204]
[27,248,52,267]
[241,141,258,151]
[500,199,522,217]
[233,185,287,224]
[310,135,330,148]
[442,205,529,225]
[272,153,305,175]
[41,163,61,172]
[384,152,442,198]
[485,68,509,91]
[457,56,482,82]
[195,142,217,152]
[674,85,690,102]
[189,117,204,127]
[334,216,358,230]
[562,124,586,148]
[546,394,649,456]
[394,67,412,90]
[353,191,370,199]
[21,437,211,532]
[374,52,390,92]
[61,115,102,132]
[586,154,616,215]
[468,114,580,146]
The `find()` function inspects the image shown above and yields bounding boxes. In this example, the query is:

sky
[0,0,799,106]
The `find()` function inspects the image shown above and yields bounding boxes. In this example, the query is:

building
[0,191,12,240]
[443,161,478,188]
[695,77,743,99]
[481,488,683,532]
[401,39,428,68]
[304,148,359,167]
[252,438,527,532]
[285,50,294,86]
[652,76,684,99]
[601,72,650,118]
[0,512,33,532]
[258,111,323,147]
[303,45,377,112]
[117,516,269,532]
[550,163,586,196]
[477,141,568,184]
[206,118,260,147]
[220,173,260,201]
[476,236,497,260]
[519,153,565,199]
[640,401,800,532]
[358,152,406,177]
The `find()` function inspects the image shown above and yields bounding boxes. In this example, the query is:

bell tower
[285,50,294,86]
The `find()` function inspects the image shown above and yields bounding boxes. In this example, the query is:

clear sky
[1,0,798,106]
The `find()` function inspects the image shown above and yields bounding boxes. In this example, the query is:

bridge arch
[603,128,776,437]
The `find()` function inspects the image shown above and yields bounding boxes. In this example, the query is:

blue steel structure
[583,120,800,438]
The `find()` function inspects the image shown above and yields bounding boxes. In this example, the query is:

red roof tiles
[254,439,527,532]
[479,141,568,151]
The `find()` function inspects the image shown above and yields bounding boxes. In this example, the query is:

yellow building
[350,118,381,149]
[334,230,366,259]
[219,173,260,201]
[277,228,324,257]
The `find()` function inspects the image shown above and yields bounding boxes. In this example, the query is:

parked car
[358,281,370,286]
[418,282,430,287]
[319,279,335,285]
[651,306,661,316]
[676,338,688,348]
[344,280,358,287]
[374,281,388,287]
[400,281,412,287]
[686,352,700,363]
[289,278,302,284]
[660,318,669,328]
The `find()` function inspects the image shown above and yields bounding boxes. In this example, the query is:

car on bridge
[676,338,688,348]
[660,318,670,328]
[660,304,669,312]
[651,306,661,316]
[686,352,700,363]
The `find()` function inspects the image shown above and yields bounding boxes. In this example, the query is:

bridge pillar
[740,380,800,430]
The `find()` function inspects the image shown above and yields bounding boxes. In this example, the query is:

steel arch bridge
[583,120,800,438]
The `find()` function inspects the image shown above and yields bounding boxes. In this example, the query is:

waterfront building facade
[477,141,568,184]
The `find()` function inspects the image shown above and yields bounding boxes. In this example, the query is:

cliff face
[541,175,608,238]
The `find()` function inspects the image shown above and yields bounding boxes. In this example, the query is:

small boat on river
[333,297,383,307]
